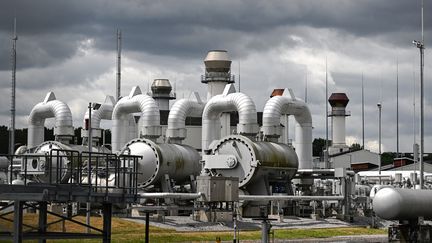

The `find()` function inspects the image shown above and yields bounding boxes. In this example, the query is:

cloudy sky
[0,0,431,153]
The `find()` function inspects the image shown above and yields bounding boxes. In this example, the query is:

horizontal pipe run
[138,192,203,200]
[297,169,355,176]
[239,195,344,201]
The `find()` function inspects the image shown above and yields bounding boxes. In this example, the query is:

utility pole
[377,102,382,184]
[396,59,399,158]
[305,67,308,103]
[116,29,121,102]
[10,18,17,156]
[362,73,365,149]
[324,58,329,168]
[412,0,425,189]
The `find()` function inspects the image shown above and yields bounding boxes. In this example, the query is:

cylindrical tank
[120,138,201,187]
[32,141,99,183]
[210,135,298,188]
[373,188,432,220]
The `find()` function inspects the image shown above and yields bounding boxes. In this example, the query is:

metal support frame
[38,202,47,243]
[102,203,112,243]
[0,151,140,243]
[145,212,150,243]
[13,201,23,243]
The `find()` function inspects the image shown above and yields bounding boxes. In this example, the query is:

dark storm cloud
[0,0,429,70]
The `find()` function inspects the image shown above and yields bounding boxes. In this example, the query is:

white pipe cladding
[112,94,160,151]
[83,96,115,129]
[166,99,204,141]
[28,100,73,148]
[262,96,313,169]
[202,92,258,151]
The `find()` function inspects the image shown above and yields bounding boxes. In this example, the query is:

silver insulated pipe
[83,95,115,129]
[27,92,74,148]
[112,86,161,151]
[166,92,204,143]
[373,187,432,220]
[261,92,313,169]
[202,84,258,151]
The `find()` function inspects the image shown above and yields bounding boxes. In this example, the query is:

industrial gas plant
[0,50,430,242]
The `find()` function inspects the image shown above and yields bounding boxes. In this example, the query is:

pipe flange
[211,135,257,187]
[121,138,160,188]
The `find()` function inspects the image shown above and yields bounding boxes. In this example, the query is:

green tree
[350,143,362,151]
[381,152,395,166]
[313,138,332,157]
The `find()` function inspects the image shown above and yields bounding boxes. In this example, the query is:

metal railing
[1,150,141,197]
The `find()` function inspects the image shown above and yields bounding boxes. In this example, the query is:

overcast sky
[0,0,431,153]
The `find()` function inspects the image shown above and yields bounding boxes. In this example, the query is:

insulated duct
[27,92,74,148]
[262,90,313,169]
[202,84,258,151]
[112,86,160,151]
[83,95,115,129]
[166,92,204,143]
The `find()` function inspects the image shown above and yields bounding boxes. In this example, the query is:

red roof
[270,89,284,98]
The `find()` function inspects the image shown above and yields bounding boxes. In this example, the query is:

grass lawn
[0,213,386,242]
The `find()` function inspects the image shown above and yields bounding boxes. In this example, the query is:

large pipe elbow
[262,95,312,169]
[166,98,204,142]
[83,95,115,129]
[27,92,74,148]
[202,92,258,151]
[112,86,161,151]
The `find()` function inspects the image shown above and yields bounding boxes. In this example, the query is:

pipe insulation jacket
[112,86,161,151]
[27,92,74,148]
[83,95,115,129]
[202,92,258,151]
[373,187,432,220]
[166,98,204,142]
[262,96,313,169]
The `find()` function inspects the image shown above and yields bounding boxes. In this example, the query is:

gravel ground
[124,215,389,242]
[125,215,386,232]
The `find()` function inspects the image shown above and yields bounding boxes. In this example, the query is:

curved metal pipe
[202,85,258,151]
[83,95,115,129]
[262,95,312,169]
[28,92,74,148]
[166,93,204,143]
[112,86,160,151]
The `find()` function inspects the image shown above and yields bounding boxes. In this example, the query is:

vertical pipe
[10,18,17,156]
[116,29,121,102]
[261,220,269,243]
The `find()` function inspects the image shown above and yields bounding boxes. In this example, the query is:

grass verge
[0,213,386,242]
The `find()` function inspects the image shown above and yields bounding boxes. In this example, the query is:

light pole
[413,39,424,188]
[377,102,382,184]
